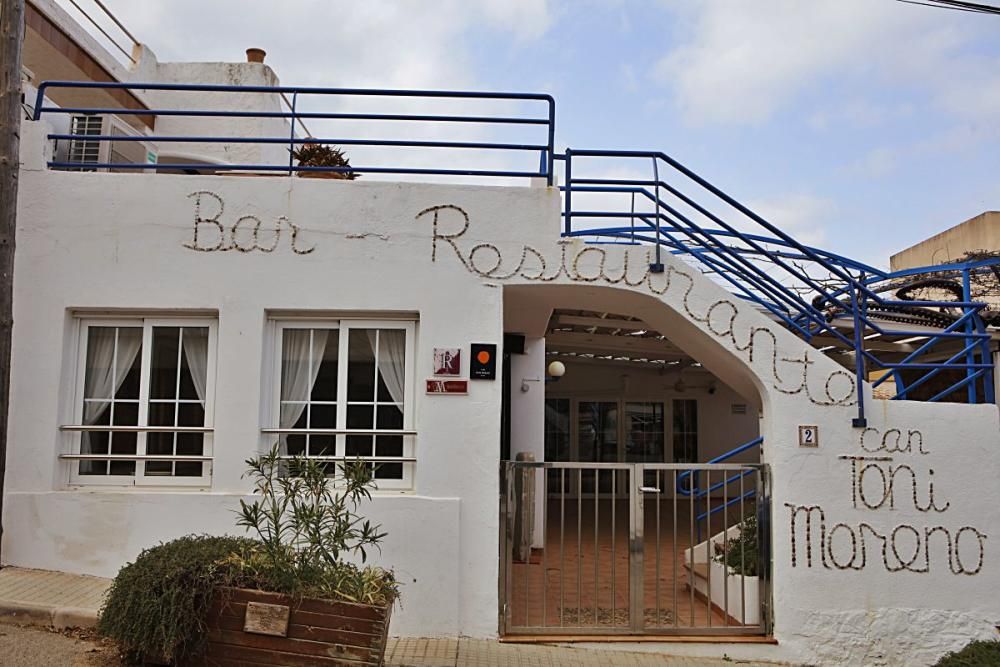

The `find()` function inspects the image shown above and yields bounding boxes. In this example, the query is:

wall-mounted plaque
[470,343,497,380]
[426,379,468,394]
[798,425,819,447]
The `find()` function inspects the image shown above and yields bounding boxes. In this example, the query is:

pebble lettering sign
[785,428,987,575]
[184,191,315,255]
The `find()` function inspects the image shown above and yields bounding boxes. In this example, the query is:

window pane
[311,331,339,402]
[82,430,109,455]
[145,461,172,476]
[178,328,208,400]
[347,405,374,429]
[148,402,175,427]
[84,327,115,399]
[110,432,136,455]
[544,399,570,462]
[177,402,206,427]
[376,404,403,430]
[150,327,180,399]
[346,435,373,457]
[309,435,335,457]
[112,401,139,426]
[376,330,406,403]
[147,432,174,456]
[110,461,136,476]
[176,432,204,456]
[174,462,203,477]
[285,434,306,456]
[310,403,336,429]
[347,330,376,401]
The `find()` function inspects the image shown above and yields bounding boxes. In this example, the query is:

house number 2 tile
[798,425,819,447]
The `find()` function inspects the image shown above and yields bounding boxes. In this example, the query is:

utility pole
[0,0,25,552]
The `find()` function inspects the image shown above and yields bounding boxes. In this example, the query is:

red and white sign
[426,379,468,395]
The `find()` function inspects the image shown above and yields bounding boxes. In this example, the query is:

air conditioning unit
[62,114,158,172]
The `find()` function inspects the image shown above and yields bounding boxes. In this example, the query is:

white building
[6,2,1000,665]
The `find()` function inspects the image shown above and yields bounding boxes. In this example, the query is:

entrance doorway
[500,460,770,635]
[501,299,768,637]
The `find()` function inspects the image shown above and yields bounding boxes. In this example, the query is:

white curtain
[181,328,209,402]
[279,329,329,454]
[83,327,142,425]
[368,329,406,404]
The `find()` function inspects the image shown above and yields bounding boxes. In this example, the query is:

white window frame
[265,318,417,491]
[63,317,218,488]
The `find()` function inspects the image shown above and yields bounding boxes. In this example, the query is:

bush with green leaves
[97,534,257,664]
[98,446,396,664]
[934,641,1000,666]
[228,446,397,605]
[713,515,759,577]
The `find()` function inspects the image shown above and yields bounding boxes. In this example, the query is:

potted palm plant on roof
[292,142,359,180]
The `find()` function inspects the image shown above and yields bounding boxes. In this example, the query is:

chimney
[246,48,266,64]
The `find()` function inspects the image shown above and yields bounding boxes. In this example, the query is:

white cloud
[845,147,898,179]
[745,193,833,248]
[653,0,997,127]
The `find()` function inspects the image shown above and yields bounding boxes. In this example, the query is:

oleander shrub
[933,641,1000,666]
[98,446,397,664]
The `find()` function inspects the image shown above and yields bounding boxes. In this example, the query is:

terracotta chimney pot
[246,48,266,63]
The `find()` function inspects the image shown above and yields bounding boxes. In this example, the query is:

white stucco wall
[8,121,1000,664]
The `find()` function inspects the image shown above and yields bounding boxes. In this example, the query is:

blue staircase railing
[561,150,998,422]
[676,436,763,541]
[28,81,997,420]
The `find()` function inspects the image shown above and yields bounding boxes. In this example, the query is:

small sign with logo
[426,379,468,395]
[470,343,497,380]
[798,425,819,447]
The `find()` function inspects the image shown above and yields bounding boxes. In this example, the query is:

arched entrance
[499,284,770,637]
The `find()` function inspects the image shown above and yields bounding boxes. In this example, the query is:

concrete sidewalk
[0,567,779,666]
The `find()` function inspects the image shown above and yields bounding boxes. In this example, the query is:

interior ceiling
[545,308,705,371]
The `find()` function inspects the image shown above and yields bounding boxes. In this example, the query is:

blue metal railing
[676,437,763,541]
[29,82,997,416]
[32,81,556,183]
[560,150,998,419]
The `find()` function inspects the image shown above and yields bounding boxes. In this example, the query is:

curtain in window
[83,327,142,424]
[369,329,406,404]
[181,328,209,402]
[279,329,329,454]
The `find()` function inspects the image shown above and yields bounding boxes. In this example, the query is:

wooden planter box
[185,587,391,667]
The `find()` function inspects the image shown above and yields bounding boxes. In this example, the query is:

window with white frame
[66,318,216,486]
[266,320,415,489]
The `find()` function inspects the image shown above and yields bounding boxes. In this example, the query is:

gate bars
[500,460,771,636]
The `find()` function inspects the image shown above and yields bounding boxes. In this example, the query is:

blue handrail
[676,436,763,541]
[31,80,556,184]
[561,152,997,416]
[28,80,997,414]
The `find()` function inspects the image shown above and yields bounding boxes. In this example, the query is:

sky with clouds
[56,0,1000,270]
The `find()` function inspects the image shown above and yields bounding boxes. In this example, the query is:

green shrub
[97,534,257,664]
[713,515,759,577]
[934,640,1000,666]
[98,447,397,663]
[229,447,398,606]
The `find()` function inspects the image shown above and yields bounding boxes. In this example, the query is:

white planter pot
[684,526,760,626]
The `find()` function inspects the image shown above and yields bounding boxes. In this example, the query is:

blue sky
[59,0,1000,270]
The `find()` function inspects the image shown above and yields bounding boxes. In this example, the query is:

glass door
[577,400,618,493]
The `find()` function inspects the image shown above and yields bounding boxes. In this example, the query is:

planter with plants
[682,515,759,626]
[292,142,359,180]
[98,447,397,666]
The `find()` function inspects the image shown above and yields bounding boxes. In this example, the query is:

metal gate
[499,461,771,636]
